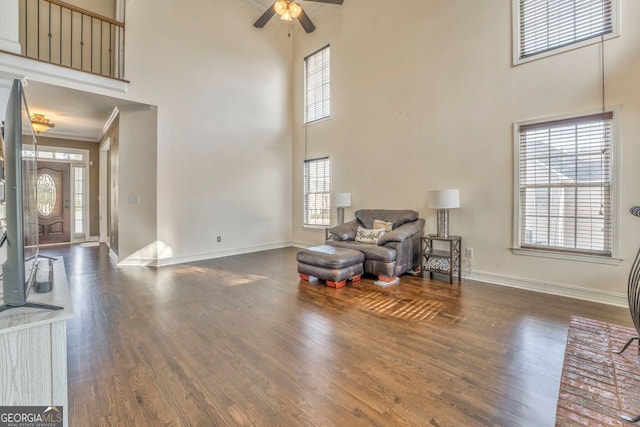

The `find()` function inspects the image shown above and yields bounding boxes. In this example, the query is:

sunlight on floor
[172,265,267,287]
[350,292,446,322]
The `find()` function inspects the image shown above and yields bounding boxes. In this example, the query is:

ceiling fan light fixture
[280,8,293,21]
[274,0,288,16]
[289,2,302,19]
[30,113,55,134]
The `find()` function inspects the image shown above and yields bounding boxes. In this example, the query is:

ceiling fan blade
[254,3,277,28]
[297,8,316,33]
[303,0,344,4]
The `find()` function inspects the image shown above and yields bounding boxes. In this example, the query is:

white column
[0,0,21,54]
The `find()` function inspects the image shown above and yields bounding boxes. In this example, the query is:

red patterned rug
[556,316,640,426]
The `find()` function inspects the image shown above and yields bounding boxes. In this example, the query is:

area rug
[556,316,640,426]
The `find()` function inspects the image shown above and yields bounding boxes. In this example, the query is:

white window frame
[512,108,621,264]
[72,164,87,239]
[303,156,331,229]
[304,44,331,124]
[513,0,620,65]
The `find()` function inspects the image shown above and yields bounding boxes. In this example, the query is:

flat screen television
[0,79,60,313]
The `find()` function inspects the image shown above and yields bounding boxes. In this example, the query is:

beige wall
[64,0,116,20]
[117,108,156,262]
[36,135,99,237]
[121,1,293,262]
[291,0,640,295]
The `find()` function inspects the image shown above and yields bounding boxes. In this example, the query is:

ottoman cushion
[296,245,364,269]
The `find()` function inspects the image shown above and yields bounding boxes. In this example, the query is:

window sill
[304,116,331,126]
[303,225,328,232]
[511,247,622,265]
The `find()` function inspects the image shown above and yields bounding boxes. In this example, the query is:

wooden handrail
[44,0,124,27]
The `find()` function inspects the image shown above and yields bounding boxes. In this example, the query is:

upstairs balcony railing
[19,0,125,80]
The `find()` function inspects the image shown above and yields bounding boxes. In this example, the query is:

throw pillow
[355,227,386,244]
[373,219,393,231]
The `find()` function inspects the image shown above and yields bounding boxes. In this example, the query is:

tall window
[304,157,331,226]
[515,113,614,256]
[515,0,616,62]
[73,165,86,235]
[304,45,330,124]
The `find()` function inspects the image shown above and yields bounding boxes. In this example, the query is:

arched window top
[37,174,56,216]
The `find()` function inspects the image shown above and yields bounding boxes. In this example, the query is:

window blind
[518,112,613,255]
[304,157,331,226]
[304,45,330,124]
[519,0,613,59]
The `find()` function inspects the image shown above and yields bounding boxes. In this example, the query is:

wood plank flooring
[40,244,632,426]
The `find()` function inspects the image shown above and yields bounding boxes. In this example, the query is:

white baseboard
[469,270,627,308]
[118,257,156,267]
[88,236,99,242]
[290,241,313,249]
[0,39,21,55]
[152,241,295,267]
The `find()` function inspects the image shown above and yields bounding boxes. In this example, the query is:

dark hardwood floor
[40,244,631,426]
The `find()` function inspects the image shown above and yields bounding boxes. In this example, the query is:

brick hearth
[556,316,640,426]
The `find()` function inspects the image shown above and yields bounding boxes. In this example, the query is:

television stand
[0,257,71,427]
[0,259,63,312]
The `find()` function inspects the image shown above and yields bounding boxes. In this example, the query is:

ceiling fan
[253,0,344,34]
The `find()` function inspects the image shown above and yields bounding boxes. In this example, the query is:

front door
[37,161,71,244]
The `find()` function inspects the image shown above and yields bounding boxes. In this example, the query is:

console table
[0,258,72,427]
[421,235,461,284]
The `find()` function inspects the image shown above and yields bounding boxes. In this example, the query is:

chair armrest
[326,220,358,241]
[378,219,425,245]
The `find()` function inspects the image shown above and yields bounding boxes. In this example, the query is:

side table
[421,235,461,284]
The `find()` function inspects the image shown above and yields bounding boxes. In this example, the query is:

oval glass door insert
[37,173,57,216]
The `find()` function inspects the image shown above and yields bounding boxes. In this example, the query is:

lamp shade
[332,192,352,207]
[428,189,460,209]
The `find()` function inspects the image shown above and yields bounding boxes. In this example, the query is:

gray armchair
[325,209,425,283]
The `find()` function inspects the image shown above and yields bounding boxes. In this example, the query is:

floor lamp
[332,193,351,225]
[428,189,460,238]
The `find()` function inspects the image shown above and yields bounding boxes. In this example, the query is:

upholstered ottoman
[297,245,364,288]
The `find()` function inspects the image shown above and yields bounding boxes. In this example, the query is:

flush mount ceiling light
[30,113,56,134]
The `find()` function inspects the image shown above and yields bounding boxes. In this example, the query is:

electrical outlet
[466,248,474,258]
[217,236,222,243]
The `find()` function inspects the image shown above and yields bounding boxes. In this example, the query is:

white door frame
[34,146,91,242]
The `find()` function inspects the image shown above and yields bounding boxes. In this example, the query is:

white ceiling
[24,81,150,142]
[0,79,150,143]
